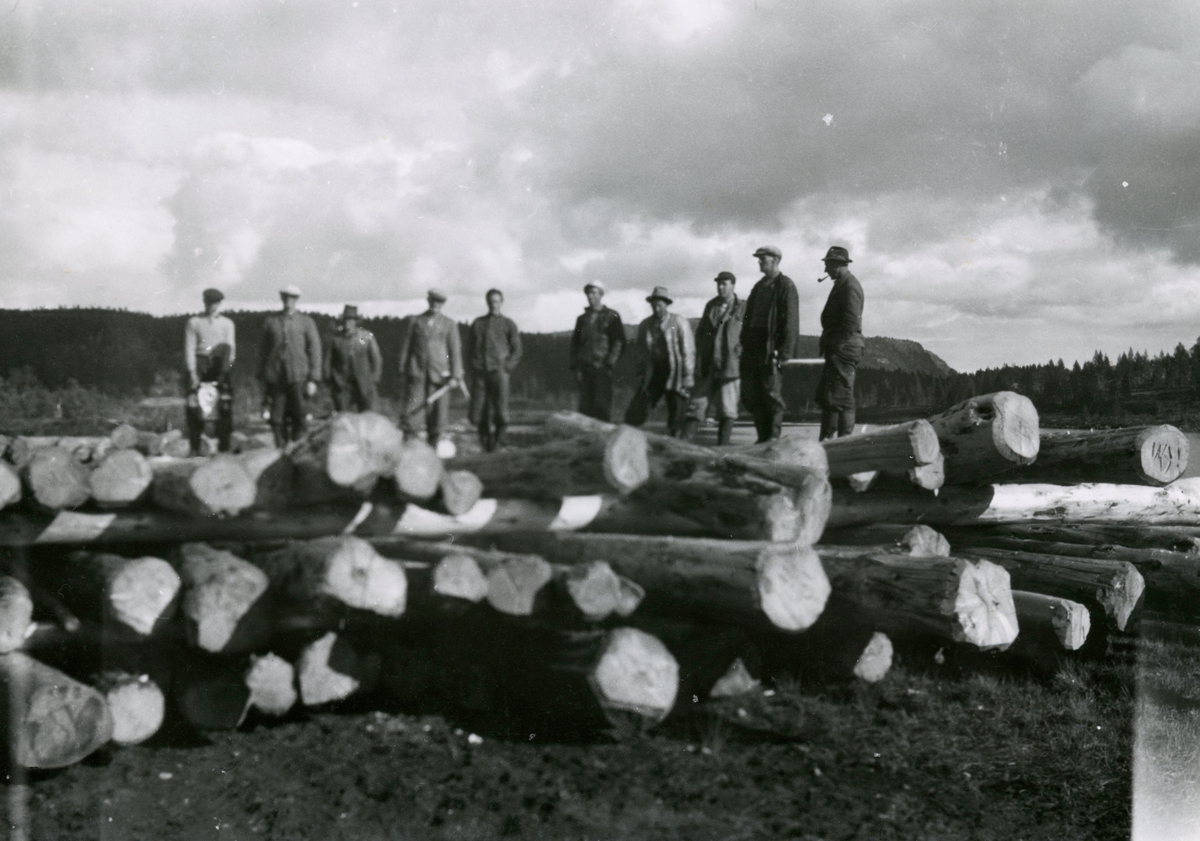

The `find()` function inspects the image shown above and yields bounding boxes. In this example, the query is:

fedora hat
[341,304,360,319]
[646,286,673,304]
[822,246,852,264]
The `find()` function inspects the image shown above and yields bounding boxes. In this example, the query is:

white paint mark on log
[34,512,116,543]
[342,501,374,534]
[550,495,604,531]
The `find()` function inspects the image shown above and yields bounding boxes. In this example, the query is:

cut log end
[951,559,1019,650]
[1012,591,1091,651]
[5,654,114,768]
[1138,425,1190,485]
[98,673,165,746]
[852,632,894,684]
[394,439,444,502]
[179,543,271,653]
[757,544,831,632]
[564,561,625,622]
[438,470,484,516]
[909,420,941,466]
[325,538,408,617]
[909,453,945,491]
[991,392,1040,464]
[109,556,182,636]
[326,411,404,489]
[245,653,297,717]
[25,447,92,510]
[486,555,553,617]
[902,525,951,558]
[89,449,152,508]
[297,632,377,707]
[602,426,651,494]
[709,658,761,698]
[1105,562,1146,632]
[0,576,33,654]
[432,554,489,603]
[591,628,679,724]
[0,461,22,510]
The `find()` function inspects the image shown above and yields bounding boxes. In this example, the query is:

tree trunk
[177,543,272,654]
[820,420,940,476]
[254,536,407,617]
[954,546,1144,632]
[236,447,295,510]
[296,631,380,706]
[289,411,404,494]
[0,652,113,768]
[815,549,1018,650]
[464,533,831,633]
[88,449,153,509]
[1011,590,1090,651]
[93,671,164,746]
[1006,425,1189,486]
[22,447,91,510]
[151,454,257,518]
[820,523,951,557]
[436,470,483,516]
[35,551,180,637]
[448,427,650,500]
[0,577,33,654]
[926,392,1040,484]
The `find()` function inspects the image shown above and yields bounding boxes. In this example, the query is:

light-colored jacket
[633,312,695,393]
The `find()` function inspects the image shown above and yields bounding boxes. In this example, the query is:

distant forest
[0,308,1196,426]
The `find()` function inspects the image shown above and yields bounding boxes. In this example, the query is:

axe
[403,378,470,417]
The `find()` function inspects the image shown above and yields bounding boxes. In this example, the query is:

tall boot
[681,418,700,441]
[492,426,507,451]
[837,409,856,438]
[819,409,838,441]
[478,429,493,453]
[717,419,734,446]
[270,425,286,449]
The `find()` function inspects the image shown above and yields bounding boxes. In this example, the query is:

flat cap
[202,288,224,304]
[753,245,782,259]
[823,245,852,264]
[341,304,359,319]
[427,288,448,303]
[279,284,302,298]
[646,286,673,305]
[713,271,736,283]
[584,280,606,293]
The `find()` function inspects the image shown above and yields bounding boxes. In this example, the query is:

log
[827,478,1200,529]
[255,536,407,617]
[108,424,141,451]
[954,546,1144,632]
[820,420,940,477]
[159,431,192,459]
[94,671,165,746]
[296,631,379,706]
[431,554,490,603]
[709,657,762,697]
[850,452,945,493]
[393,438,444,502]
[22,447,91,510]
[236,447,295,510]
[174,653,252,730]
[436,470,483,516]
[88,449,153,509]
[0,652,113,768]
[1013,425,1189,486]
[853,632,895,683]
[736,435,830,476]
[0,576,33,654]
[0,462,21,512]
[40,551,180,637]
[1011,591,1090,651]
[926,392,1040,484]
[815,549,1018,650]
[244,653,297,717]
[289,411,404,493]
[177,543,272,654]
[465,533,831,632]
[820,523,951,557]
[151,454,256,518]
[447,427,650,500]
[950,522,1200,554]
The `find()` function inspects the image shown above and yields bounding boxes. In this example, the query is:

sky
[2,0,1200,372]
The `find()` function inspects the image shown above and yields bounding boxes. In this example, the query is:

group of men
[182,242,863,454]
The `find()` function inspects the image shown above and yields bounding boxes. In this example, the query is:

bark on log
[236,447,295,510]
[448,427,650,500]
[296,631,380,706]
[0,576,33,654]
[289,411,404,493]
[94,671,164,746]
[1007,425,1189,486]
[820,420,940,477]
[949,523,1200,554]
[88,449,153,509]
[850,453,946,493]
[1011,590,1090,651]
[38,551,180,637]
[0,462,22,512]
[177,543,272,654]
[23,447,91,510]
[151,454,256,518]
[466,533,831,633]
[436,470,483,516]
[0,652,113,768]
[820,523,951,557]
[816,549,1018,650]
[954,546,1143,632]
[927,392,1040,484]
[244,652,297,717]
[736,435,830,476]
[255,536,407,617]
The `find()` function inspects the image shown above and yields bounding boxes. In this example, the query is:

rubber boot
[681,418,700,441]
[492,426,507,451]
[478,429,493,453]
[837,409,856,438]
[818,409,838,441]
[717,419,734,446]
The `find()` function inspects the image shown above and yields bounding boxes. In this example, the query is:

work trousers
[816,342,863,440]
[331,379,378,413]
[266,382,308,447]
[576,365,615,422]
[185,356,233,454]
[469,369,510,451]
[624,366,687,437]
[740,364,785,443]
[401,374,451,442]
[686,375,740,423]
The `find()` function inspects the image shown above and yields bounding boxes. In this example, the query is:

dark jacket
[695,295,745,380]
[324,326,383,390]
[571,306,626,371]
[740,273,800,369]
[467,314,522,374]
[397,311,464,383]
[258,311,322,386]
[819,268,865,356]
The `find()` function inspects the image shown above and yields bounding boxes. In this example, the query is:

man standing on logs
[623,287,695,437]
[682,271,745,445]
[466,289,522,452]
[740,245,799,443]
[324,305,383,413]
[258,285,322,448]
[816,246,865,440]
[184,288,236,455]
[397,289,464,445]
[570,281,626,422]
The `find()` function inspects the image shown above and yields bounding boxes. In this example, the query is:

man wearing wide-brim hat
[324,304,383,413]
[816,245,865,440]
[397,288,464,444]
[740,245,800,442]
[623,286,695,437]
[570,280,626,422]
[184,287,236,455]
[258,285,322,447]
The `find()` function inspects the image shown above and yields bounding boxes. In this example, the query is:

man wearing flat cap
[740,245,800,442]
[624,287,695,437]
[570,281,626,422]
[258,285,322,447]
[184,288,236,455]
[324,304,383,413]
[682,271,745,445]
[816,245,865,440]
[467,289,522,452]
[397,289,464,444]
